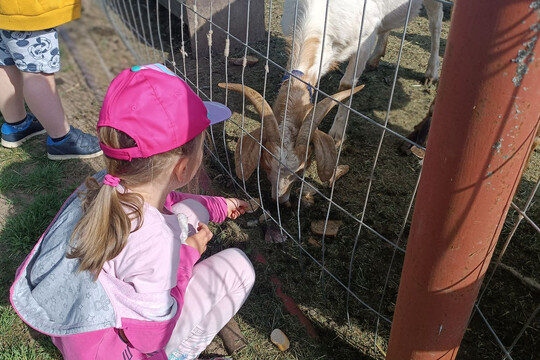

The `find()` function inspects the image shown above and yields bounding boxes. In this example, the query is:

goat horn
[295,84,365,148]
[218,83,280,140]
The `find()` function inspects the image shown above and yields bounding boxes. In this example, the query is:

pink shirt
[98,192,228,327]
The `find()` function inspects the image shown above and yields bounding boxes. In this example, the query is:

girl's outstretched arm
[165,192,228,222]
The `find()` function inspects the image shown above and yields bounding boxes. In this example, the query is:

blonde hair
[67,127,204,279]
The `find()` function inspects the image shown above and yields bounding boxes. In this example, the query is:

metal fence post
[386,1,540,359]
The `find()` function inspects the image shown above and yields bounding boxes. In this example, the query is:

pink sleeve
[176,244,200,301]
[165,192,228,223]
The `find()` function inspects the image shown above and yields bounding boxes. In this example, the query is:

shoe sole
[47,150,103,160]
[1,129,47,148]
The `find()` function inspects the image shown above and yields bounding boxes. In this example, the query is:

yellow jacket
[0,0,81,31]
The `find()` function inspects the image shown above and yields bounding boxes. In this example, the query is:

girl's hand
[185,222,213,255]
[225,198,249,219]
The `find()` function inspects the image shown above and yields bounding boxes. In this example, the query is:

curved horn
[295,84,365,148]
[218,83,280,140]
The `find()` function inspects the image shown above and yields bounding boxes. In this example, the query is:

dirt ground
[1,0,538,359]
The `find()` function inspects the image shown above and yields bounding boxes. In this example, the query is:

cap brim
[203,101,232,125]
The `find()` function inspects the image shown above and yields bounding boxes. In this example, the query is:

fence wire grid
[99,1,539,359]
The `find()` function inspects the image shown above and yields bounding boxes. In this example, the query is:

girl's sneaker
[1,113,46,148]
[46,126,103,160]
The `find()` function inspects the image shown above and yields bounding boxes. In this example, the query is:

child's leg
[166,248,255,360]
[0,65,26,122]
[0,28,101,158]
[0,64,46,147]
[21,71,69,138]
[0,28,67,136]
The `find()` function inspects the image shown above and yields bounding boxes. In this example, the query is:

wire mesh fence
[99,0,539,358]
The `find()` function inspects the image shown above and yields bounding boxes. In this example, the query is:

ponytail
[67,177,143,279]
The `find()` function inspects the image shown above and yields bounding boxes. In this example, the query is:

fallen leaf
[270,328,290,351]
[307,237,321,247]
[259,213,269,223]
[310,220,342,237]
[229,55,259,66]
[410,145,425,159]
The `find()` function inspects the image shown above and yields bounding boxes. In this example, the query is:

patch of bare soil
[0,195,11,229]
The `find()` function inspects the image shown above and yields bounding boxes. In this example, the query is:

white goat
[281,0,443,144]
[222,0,444,204]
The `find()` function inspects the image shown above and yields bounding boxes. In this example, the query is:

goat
[281,0,443,145]
[221,0,443,204]
[219,82,364,204]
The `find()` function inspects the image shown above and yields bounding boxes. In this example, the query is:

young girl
[10,64,256,360]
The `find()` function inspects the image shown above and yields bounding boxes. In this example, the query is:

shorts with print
[0,28,60,73]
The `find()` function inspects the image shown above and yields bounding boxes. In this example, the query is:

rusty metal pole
[386,1,540,359]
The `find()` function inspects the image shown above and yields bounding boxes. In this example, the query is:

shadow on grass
[0,139,99,359]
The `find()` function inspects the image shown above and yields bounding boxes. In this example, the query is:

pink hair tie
[103,174,121,187]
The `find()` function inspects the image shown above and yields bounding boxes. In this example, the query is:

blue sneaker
[1,113,46,148]
[47,126,103,160]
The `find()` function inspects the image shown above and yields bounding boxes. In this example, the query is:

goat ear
[312,130,338,182]
[235,127,263,181]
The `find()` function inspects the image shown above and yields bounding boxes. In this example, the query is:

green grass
[0,191,72,256]
[0,162,64,193]
[0,307,61,360]
[0,126,86,359]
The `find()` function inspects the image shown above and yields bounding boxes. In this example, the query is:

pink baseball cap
[97,63,232,160]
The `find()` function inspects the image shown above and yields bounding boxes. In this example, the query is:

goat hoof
[398,143,413,156]
[265,225,287,244]
[365,62,379,72]
[423,77,438,87]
